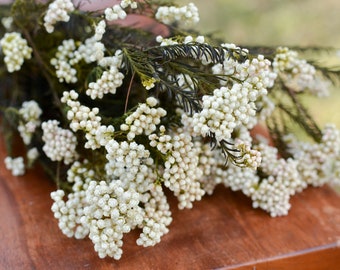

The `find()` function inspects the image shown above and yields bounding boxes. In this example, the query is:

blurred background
[180,0,340,47]
[180,0,340,127]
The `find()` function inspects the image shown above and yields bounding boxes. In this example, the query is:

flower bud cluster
[120,97,167,141]
[273,47,330,96]
[50,39,79,83]
[235,139,262,170]
[251,143,305,217]
[61,90,102,149]
[0,32,32,72]
[212,45,277,124]
[81,180,143,259]
[137,184,172,247]
[222,164,259,196]
[155,3,200,27]
[50,161,94,239]
[43,0,75,33]
[120,0,138,9]
[214,48,276,117]
[76,37,105,64]
[51,27,106,83]
[94,20,106,41]
[51,189,90,239]
[104,140,153,193]
[18,100,42,145]
[41,120,78,164]
[93,125,115,147]
[104,1,137,21]
[98,50,123,68]
[192,83,257,142]
[195,142,220,195]
[149,127,205,209]
[103,139,173,250]
[4,156,25,176]
[285,124,340,187]
[86,66,124,99]
[74,20,107,64]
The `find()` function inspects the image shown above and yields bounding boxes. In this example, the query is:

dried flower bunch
[1,0,340,260]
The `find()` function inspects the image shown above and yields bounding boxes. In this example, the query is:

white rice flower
[18,100,42,145]
[4,156,25,176]
[43,0,75,33]
[0,32,32,72]
[41,120,78,164]
[155,3,200,27]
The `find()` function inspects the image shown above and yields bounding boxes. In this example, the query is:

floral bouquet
[1,0,340,260]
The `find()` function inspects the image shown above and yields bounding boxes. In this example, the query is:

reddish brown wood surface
[1,137,340,270]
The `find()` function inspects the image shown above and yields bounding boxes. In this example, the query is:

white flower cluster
[201,141,302,217]
[284,124,340,187]
[3,0,340,262]
[50,39,79,83]
[82,180,143,259]
[235,139,262,170]
[192,84,257,142]
[155,3,200,27]
[61,90,102,149]
[86,66,124,99]
[93,125,116,147]
[195,144,217,194]
[104,139,172,247]
[94,20,106,41]
[98,50,123,68]
[27,148,39,162]
[50,22,107,84]
[104,140,153,192]
[212,45,277,124]
[50,161,94,239]
[250,143,304,217]
[136,184,172,247]
[0,32,32,72]
[149,126,205,209]
[51,154,172,258]
[77,37,105,64]
[120,0,138,9]
[51,189,89,239]
[43,0,75,33]
[104,1,137,21]
[18,100,42,145]
[4,156,25,176]
[1,16,13,30]
[4,148,40,176]
[222,164,259,196]
[41,119,78,164]
[273,47,330,97]
[120,97,167,141]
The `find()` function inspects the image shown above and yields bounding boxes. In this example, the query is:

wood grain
[1,136,340,270]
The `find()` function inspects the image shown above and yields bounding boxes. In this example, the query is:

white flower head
[4,156,25,176]
[43,0,75,33]
[155,3,200,27]
[18,100,42,145]
[41,120,78,164]
[0,32,32,72]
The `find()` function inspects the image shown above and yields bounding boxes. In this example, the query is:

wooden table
[1,138,340,270]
